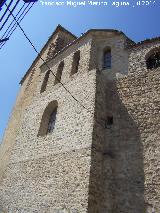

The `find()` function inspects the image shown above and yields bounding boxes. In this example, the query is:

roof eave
[20,25,77,85]
[40,29,131,69]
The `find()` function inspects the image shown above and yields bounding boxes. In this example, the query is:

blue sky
[0,0,160,142]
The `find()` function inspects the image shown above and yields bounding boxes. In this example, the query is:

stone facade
[0,25,160,213]
[89,68,160,213]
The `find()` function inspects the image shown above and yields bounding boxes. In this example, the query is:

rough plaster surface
[0,28,160,213]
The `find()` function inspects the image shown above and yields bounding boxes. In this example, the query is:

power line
[1,2,26,39]
[2,7,107,163]
[0,2,34,49]
[5,2,106,132]
[0,0,20,31]
[5,3,94,113]
[0,2,26,48]
[8,3,33,36]
[0,0,14,23]
[0,3,33,48]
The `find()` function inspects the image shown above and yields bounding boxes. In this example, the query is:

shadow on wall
[88,71,146,213]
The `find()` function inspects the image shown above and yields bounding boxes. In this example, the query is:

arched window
[38,100,58,136]
[103,48,111,69]
[71,50,80,75]
[146,49,160,70]
[54,61,64,85]
[40,70,50,93]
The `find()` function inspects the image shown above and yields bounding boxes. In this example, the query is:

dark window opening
[71,50,80,75]
[47,109,57,133]
[146,51,160,70]
[54,61,64,85]
[38,101,58,136]
[103,48,111,69]
[40,70,50,93]
[105,116,113,129]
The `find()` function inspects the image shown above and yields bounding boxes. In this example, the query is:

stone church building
[0,25,160,213]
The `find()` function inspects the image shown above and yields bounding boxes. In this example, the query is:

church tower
[0,25,160,213]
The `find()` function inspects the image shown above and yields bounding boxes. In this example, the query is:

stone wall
[0,67,38,180]
[89,67,160,213]
[0,27,160,213]
[0,34,97,212]
[46,31,75,61]
[0,26,77,183]
[129,40,160,73]
[90,32,129,79]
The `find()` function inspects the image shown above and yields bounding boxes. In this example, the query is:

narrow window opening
[71,50,80,75]
[146,51,160,70]
[40,70,50,93]
[54,61,64,85]
[105,116,113,129]
[47,108,57,133]
[38,101,58,136]
[103,48,111,69]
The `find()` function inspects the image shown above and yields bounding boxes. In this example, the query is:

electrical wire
[5,3,93,111]
[1,2,26,39]
[0,2,34,49]
[7,2,33,37]
[2,4,158,193]
[0,0,14,23]
[0,0,20,31]
[5,2,105,133]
